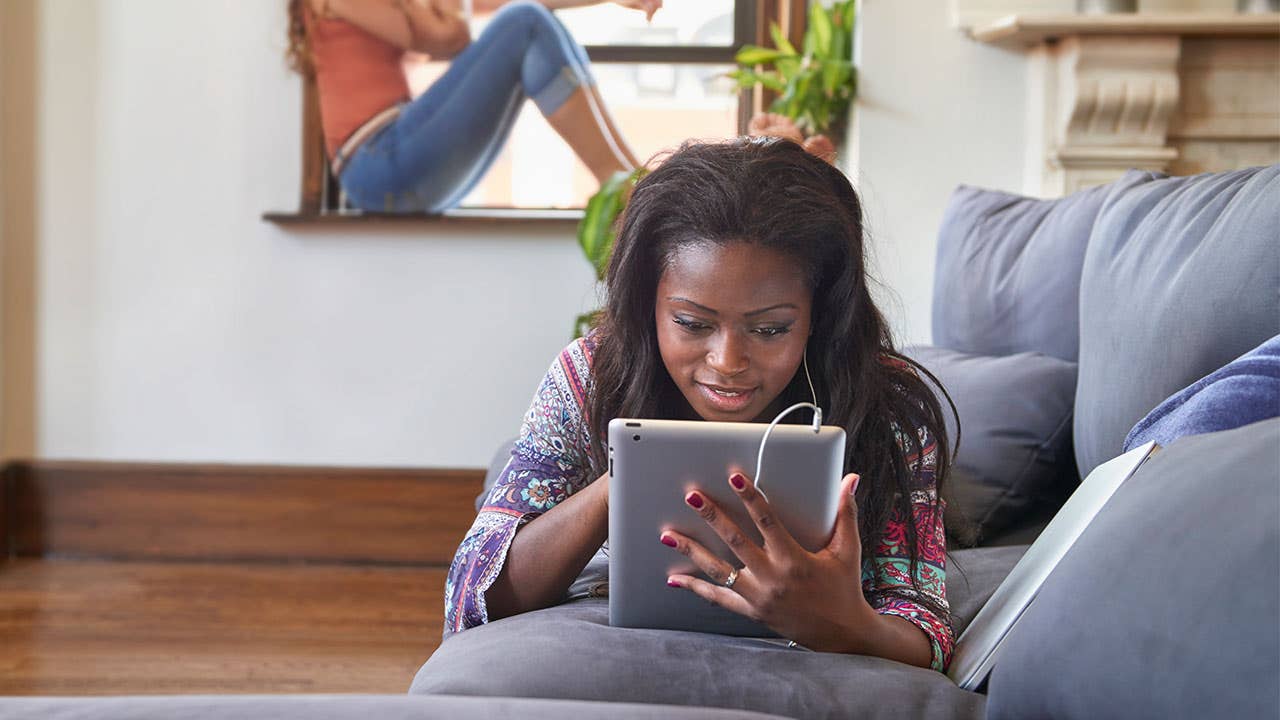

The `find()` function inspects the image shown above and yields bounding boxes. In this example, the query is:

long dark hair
[285,0,313,76]
[588,137,957,621]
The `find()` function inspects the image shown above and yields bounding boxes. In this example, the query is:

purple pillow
[1124,334,1280,451]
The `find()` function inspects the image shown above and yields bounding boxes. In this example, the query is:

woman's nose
[706,331,749,377]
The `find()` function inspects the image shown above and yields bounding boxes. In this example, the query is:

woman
[286,0,657,212]
[445,138,957,671]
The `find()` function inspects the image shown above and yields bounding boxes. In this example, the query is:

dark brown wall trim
[1,463,12,559]
[3,460,484,566]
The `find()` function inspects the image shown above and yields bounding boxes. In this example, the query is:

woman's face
[655,242,812,423]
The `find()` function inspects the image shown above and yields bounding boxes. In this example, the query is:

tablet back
[608,417,846,636]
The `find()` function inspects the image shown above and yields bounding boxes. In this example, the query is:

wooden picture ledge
[262,207,583,228]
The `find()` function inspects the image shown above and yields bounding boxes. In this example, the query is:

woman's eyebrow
[667,297,797,317]
[668,297,718,315]
[744,303,798,317]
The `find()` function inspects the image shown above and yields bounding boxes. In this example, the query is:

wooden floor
[0,460,483,695]
[0,558,450,691]
[0,560,449,695]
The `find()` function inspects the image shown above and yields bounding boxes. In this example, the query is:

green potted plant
[729,0,857,157]
[573,168,643,338]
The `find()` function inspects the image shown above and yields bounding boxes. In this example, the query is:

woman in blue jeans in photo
[288,0,657,212]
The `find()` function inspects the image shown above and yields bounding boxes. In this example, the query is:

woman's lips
[696,382,756,413]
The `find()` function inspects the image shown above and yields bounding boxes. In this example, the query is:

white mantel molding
[971,13,1280,46]
[949,0,1242,31]
[971,13,1280,196]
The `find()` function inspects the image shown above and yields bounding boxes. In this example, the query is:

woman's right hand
[406,0,473,56]
[614,0,661,22]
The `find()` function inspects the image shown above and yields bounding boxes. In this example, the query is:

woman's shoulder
[518,336,601,475]
[567,333,598,368]
[558,334,597,377]
[534,335,597,413]
[890,421,939,495]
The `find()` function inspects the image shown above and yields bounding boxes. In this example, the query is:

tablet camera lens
[632,434,641,442]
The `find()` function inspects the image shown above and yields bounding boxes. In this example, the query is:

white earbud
[803,348,819,417]
[754,348,822,496]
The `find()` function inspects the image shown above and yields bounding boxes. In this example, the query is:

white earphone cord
[754,352,821,496]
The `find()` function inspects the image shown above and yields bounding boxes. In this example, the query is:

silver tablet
[607,417,847,637]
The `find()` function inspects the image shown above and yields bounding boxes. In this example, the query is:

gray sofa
[3,166,1275,719]
[411,165,1280,718]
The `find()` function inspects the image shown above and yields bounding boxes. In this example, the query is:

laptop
[607,417,847,637]
[947,441,1161,689]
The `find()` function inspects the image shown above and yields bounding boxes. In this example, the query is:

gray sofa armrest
[0,695,793,720]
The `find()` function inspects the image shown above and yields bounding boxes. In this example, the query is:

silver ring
[723,568,739,589]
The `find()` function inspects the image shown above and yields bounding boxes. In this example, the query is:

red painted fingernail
[730,473,746,490]
[685,492,704,509]
[667,579,681,588]
[660,534,677,548]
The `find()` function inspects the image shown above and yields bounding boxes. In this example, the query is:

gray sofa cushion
[986,418,1280,720]
[945,544,1028,637]
[1073,165,1280,478]
[931,172,1157,362]
[411,598,987,720]
[0,695,790,720]
[906,346,1077,543]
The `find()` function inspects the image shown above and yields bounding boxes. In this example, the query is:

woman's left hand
[662,471,884,654]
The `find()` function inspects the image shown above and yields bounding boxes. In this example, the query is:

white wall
[17,0,1029,467]
[851,0,1238,345]
[0,2,5,457]
[850,0,1027,346]
[27,0,597,467]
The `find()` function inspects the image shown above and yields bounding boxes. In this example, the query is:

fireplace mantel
[972,13,1279,46]
[967,13,1280,196]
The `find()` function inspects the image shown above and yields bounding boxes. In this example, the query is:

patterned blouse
[444,337,954,671]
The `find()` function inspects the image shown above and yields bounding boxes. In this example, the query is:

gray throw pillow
[906,346,1077,544]
[1073,165,1280,478]
[986,418,1280,719]
[931,171,1158,363]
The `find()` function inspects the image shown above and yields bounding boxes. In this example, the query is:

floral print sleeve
[443,338,597,635]
[862,423,953,672]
